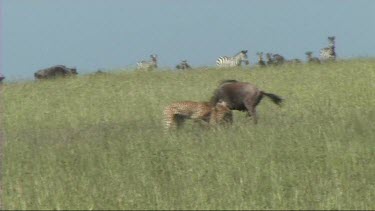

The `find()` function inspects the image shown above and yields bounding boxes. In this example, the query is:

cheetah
[163,100,233,131]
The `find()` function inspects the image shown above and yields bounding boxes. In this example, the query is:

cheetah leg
[193,119,210,128]
[164,107,179,130]
[174,115,186,129]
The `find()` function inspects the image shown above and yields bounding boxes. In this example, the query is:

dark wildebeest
[34,65,78,80]
[210,80,283,124]
[305,51,321,64]
[176,60,192,70]
[266,53,285,66]
[93,70,109,75]
[0,74,5,83]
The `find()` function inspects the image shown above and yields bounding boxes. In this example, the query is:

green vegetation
[2,59,375,209]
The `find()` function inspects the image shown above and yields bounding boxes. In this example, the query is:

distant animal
[92,70,109,75]
[210,80,283,124]
[176,60,192,70]
[305,51,321,64]
[0,73,5,83]
[163,100,233,131]
[266,53,274,66]
[272,54,286,66]
[320,36,336,62]
[216,50,249,68]
[266,53,285,66]
[137,54,158,71]
[34,65,78,80]
[285,58,302,65]
[256,52,266,67]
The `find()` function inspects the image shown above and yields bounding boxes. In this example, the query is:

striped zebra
[256,52,266,67]
[137,54,158,71]
[320,36,336,62]
[305,51,321,64]
[216,50,249,68]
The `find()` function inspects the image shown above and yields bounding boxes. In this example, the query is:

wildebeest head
[70,68,78,75]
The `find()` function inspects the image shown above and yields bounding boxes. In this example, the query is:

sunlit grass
[2,60,375,209]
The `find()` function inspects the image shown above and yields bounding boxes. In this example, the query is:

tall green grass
[2,60,375,209]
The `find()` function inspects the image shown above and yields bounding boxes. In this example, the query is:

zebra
[256,52,266,67]
[176,60,192,70]
[216,50,249,68]
[320,36,336,62]
[137,54,158,71]
[305,51,321,64]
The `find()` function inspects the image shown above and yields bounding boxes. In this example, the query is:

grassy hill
[2,59,375,209]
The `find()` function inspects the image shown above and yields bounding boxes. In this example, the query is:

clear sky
[2,0,375,80]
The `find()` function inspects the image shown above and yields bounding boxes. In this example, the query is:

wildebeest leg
[244,97,259,124]
[246,106,258,124]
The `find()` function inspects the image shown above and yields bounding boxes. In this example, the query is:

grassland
[1,59,375,209]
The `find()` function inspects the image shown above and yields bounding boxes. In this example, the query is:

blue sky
[2,0,375,80]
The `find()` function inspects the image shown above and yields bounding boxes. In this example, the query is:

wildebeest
[0,73,5,83]
[176,60,192,70]
[94,70,109,75]
[305,51,321,64]
[210,80,283,124]
[266,53,285,66]
[34,65,78,80]
[285,58,302,65]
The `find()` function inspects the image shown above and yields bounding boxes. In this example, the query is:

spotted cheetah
[163,100,232,131]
